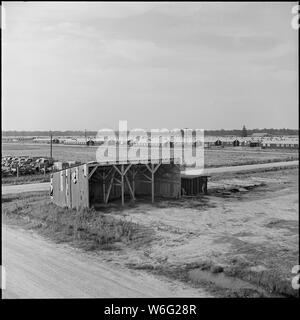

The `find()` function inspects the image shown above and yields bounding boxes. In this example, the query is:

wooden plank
[104,167,113,179]
[145,164,152,173]
[112,164,122,176]
[153,163,161,174]
[114,177,122,184]
[140,172,152,182]
[138,180,152,184]
[121,164,124,206]
[105,170,116,204]
[151,170,154,203]
[125,175,135,200]
[124,163,132,175]
[131,167,136,197]
[102,171,105,203]
[151,164,155,203]
[88,166,98,180]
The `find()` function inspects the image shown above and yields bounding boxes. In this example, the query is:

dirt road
[2,224,209,298]
[182,160,299,176]
[2,182,49,195]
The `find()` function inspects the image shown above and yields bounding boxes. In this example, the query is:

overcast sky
[2,2,298,131]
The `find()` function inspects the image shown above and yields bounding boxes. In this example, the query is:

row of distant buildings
[2,133,298,149]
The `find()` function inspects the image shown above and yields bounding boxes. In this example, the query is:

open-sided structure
[51,159,182,209]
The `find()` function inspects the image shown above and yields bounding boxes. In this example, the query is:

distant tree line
[1,128,298,137]
[204,128,298,136]
[1,130,98,137]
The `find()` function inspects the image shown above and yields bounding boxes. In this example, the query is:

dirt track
[2,224,209,298]
[1,182,49,195]
[183,160,298,176]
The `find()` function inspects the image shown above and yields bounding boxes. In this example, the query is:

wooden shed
[51,159,182,209]
[233,139,240,147]
[181,174,209,195]
[215,139,222,146]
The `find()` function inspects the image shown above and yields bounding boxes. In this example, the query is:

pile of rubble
[2,156,54,177]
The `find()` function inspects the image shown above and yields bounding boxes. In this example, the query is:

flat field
[105,167,299,297]
[2,142,298,167]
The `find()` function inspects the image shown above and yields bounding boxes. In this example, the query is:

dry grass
[204,149,298,168]
[2,192,151,251]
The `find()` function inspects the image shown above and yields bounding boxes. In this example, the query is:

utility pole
[85,129,87,145]
[50,131,53,159]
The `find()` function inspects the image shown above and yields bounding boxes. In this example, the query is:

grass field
[2,142,299,168]
[2,167,298,297]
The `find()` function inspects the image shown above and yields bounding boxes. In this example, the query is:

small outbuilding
[249,141,261,147]
[214,139,222,146]
[233,139,240,147]
[181,175,209,195]
[51,159,182,209]
[86,139,95,146]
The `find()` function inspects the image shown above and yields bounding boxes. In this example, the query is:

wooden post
[121,164,124,206]
[113,164,131,206]
[105,170,115,204]
[151,164,155,203]
[145,163,161,203]
[17,165,19,178]
[132,167,136,199]
[102,171,106,203]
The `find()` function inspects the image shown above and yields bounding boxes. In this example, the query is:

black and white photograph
[1,0,299,307]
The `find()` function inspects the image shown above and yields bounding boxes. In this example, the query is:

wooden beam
[103,167,113,180]
[113,164,122,176]
[145,163,152,173]
[125,175,135,200]
[131,166,138,178]
[145,163,161,173]
[138,180,152,184]
[112,164,133,206]
[105,170,116,204]
[102,171,106,203]
[124,163,132,175]
[114,177,122,184]
[151,167,155,203]
[155,163,162,173]
[88,166,98,180]
[131,167,136,198]
[92,169,101,180]
[145,163,161,203]
[140,172,152,182]
[121,164,124,206]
